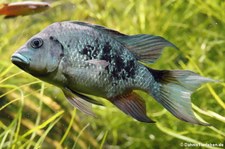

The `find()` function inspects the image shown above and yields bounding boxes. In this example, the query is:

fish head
[11,32,64,77]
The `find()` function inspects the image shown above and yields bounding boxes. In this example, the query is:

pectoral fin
[86,59,109,68]
[85,59,109,75]
[69,89,104,106]
[62,87,95,116]
[110,91,155,123]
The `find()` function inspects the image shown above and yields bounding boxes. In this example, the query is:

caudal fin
[149,68,214,125]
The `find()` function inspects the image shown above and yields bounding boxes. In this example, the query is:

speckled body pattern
[39,22,155,98]
[12,21,213,125]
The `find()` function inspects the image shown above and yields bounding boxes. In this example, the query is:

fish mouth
[11,53,30,70]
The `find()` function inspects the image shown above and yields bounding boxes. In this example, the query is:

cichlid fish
[0,1,50,18]
[11,21,214,125]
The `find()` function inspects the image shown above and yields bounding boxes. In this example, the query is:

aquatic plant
[0,0,224,148]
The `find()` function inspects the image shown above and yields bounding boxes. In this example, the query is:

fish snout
[11,52,30,69]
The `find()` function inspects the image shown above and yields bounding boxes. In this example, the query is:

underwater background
[0,0,224,148]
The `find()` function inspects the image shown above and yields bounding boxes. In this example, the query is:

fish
[0,1,50,18]
[11,21,214,125]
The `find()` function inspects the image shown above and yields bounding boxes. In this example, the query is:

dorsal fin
[117,34,178,63]
[69,21,126,37]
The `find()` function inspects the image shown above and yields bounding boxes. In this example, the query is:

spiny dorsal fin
[110,91,155,123]
[149,68,214,125]
[117,34,178,63]
[69,21,126,37]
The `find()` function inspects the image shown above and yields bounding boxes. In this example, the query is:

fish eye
[30,38,43,49]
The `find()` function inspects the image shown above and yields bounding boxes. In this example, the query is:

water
[0,0,224,148]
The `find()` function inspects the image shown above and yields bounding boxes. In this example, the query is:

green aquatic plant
[0,0,224,148]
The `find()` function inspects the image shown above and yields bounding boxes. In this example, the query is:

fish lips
[11,52,30,70]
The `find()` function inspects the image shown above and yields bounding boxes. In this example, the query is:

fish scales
[11,21,215,125]
[45,22,151,97]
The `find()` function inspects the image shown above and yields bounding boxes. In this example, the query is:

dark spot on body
[149,69,174,84]
[101,53,111,62]
[79,43,101,60]
[98,42,136,81]
[67,39,73,48]
[108,54,136,80]
[100,42,112,62]
[114,55,124,72]
[125,60,135,77]
[103,42,112,53]
[87,45,94,50]
[80,46,88,55]
[49,36,62,46]
[111,67,119,79]
[49,36,64,57]
[49,36,54,40]
[92,48,99,58]
[60,53,64,57]
[79,45,94,59]
[78,40,136,81]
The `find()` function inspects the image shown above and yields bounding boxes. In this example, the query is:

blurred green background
[0,0,224,148]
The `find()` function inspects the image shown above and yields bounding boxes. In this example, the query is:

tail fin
[148,68,214,125]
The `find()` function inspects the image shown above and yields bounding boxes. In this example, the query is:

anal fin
[110,91,154,123]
